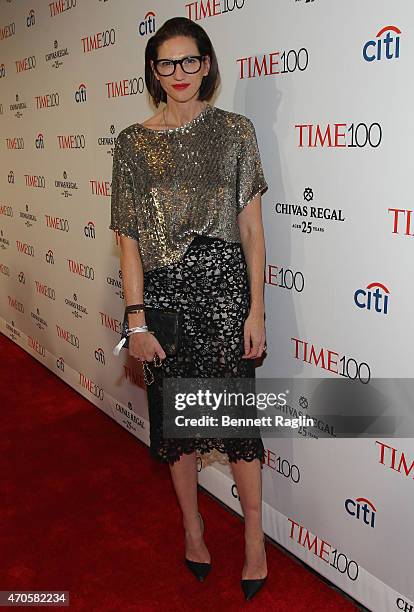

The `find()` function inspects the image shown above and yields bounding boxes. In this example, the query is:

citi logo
[138,11,156,36]
[8,171,15,184]
[26,9,35,27]
[95,347,105,365]
[45,249,55,264]
[35,133,45,149]
[345,497,377,528]
[56,356,65,372]
[363,26,401,62]
[354,282,389,314]
[75,82,87,103]
[0,63,6,78]
[84,221,96,239]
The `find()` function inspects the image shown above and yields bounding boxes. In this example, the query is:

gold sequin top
[109,103,268,273]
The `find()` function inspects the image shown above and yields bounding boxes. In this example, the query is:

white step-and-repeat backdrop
[1,1,413,610]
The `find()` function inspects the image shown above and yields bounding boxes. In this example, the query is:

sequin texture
[109,103,268,272]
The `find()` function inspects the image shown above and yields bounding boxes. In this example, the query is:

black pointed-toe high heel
[241,536,268,601]
[241,575,268,601]
[184,512,211,582]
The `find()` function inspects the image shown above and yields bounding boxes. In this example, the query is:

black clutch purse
[120,306,183,357]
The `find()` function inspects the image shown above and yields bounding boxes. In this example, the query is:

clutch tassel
[113,336,127,356]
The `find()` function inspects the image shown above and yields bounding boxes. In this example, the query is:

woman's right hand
[128,330,167,362]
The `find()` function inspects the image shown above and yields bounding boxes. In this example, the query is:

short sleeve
[109,132,139,240]
[236,117,268,214]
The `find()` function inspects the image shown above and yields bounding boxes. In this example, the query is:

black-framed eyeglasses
[153,55,206,77]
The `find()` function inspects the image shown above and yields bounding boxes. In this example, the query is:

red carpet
[0,332,360,611]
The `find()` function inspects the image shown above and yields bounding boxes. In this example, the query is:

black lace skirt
[143,234,265,465]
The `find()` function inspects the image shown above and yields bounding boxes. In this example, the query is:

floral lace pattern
[144,235,265,466]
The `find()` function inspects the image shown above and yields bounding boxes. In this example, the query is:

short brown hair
[145,17,221,107]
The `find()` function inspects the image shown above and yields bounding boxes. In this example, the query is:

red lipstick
[172,83,190,90]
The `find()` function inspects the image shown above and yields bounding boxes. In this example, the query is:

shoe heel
[184,558,211,582]
[241,533,267,600]
[184,511,211,582]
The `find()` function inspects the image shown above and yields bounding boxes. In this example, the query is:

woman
[110,17,269,601]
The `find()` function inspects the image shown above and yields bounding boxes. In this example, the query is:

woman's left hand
[242,310,267,359]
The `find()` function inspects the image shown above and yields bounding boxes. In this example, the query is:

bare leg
[169,451,211,564]
[230,458,267,580]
